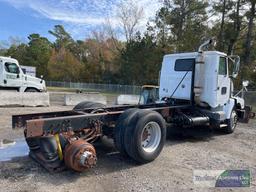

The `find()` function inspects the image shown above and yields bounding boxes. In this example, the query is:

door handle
[221,87,227,94]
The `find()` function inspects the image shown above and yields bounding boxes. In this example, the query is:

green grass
[47,86,78,92]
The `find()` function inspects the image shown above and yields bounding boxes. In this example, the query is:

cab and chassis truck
[12,40,254,172]
[0,56,46,92]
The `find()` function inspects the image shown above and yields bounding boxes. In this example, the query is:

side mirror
[228,55,240,78]
[17,68,20,78]
[242,80,249,87]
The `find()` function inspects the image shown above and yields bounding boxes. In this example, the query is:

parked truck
[12,39,255,172]
[0,56,46,92]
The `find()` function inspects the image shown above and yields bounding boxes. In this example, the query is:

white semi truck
[13,39,254,172]
[0,56,46,92]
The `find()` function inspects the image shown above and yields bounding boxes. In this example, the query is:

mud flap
[27,135,65,172]
[29,151,65,172]
[237,105,255,123]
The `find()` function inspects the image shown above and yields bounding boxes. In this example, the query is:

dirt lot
[0,97,255,192]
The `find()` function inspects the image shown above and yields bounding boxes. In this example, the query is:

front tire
[223,109,238,134]
[25,88,39,92]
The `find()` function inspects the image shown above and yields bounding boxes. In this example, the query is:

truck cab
[159,40,249,131]
[0,56,46,92]
[159,51,235,108]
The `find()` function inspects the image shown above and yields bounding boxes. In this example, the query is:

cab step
[220,124,227,128]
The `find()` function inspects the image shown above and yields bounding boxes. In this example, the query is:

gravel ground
[0,94,255,192]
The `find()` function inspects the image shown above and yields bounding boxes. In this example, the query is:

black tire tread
[73,101,105,111]
[223,109,237,134]
[114,108,140,155]
[25,88,39,92]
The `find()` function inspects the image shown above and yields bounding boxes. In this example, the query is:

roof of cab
[0,56,18,63]
[164,51,227,58]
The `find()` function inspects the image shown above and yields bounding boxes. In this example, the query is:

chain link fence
[46,81,141,95]
[46,81,256,108]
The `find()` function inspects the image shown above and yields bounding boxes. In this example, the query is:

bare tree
[218,0,227,51]
[227,0,241,55]
[244,0,256,65]
[103,18,123,51]
[8,36,24,46]
[0,41,6,49]
[117,0,144,42]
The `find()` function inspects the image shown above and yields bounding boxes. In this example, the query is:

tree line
[0,0,256,88]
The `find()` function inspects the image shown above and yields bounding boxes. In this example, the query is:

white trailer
[20,65,36,77]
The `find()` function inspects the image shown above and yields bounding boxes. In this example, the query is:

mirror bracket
[228,55,240,78]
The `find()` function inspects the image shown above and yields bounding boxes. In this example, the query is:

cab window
[5,62,20,74]
[175,59,195,71]
[218,57,227,75]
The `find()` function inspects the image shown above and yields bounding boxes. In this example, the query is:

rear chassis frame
[12,102,192,171]
[13,103,192,137]
[12,100,255,172]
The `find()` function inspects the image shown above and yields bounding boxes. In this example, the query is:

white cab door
[4,62,23,87]
[217,57,230,105]
[0,61,3,85]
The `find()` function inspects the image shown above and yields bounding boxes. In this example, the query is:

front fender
[223,99,235,119]
[233,96,245,109]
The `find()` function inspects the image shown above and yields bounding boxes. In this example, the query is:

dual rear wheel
[114,109,166,163]
[73,102,167,163]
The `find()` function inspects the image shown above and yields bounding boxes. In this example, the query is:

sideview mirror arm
[228,55,240,78]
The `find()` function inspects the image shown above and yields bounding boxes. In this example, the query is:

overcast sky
[0,0,162,43]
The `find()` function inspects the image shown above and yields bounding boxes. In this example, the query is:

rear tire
[73,101,106,143]
[122,109,166,163]
[114,108,145,155]
[73,101,105,111]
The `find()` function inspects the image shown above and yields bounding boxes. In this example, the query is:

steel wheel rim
[141,121,161,153]
[231,111,238,130]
